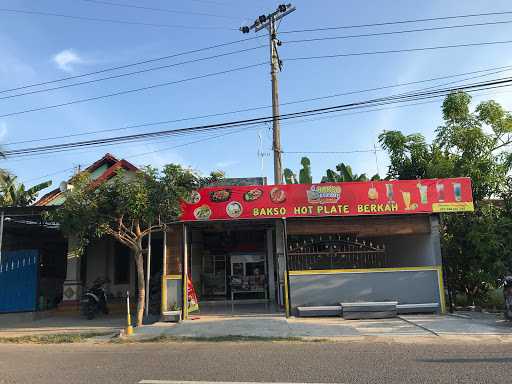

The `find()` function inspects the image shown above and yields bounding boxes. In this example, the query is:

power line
[3,106,273,147]
[79,0,239,20]
[0,36,263,94]
[283,150,381,156]
[22,167,76,184]
[280,10,512,34]
[19,126,260,184]
[5,97,439,163]
[3,37,512,119]
[10,83,512,165]
[285,39,512,61]
[0,62,268,119]
[0,7,236,30]
[3,35,512,119]
[8,79,512,165]
[5,75,512,158]
[283,19,512,43]
[0,45,266,100]
[6,62,512,147]
[190,0,231,5]
[10,123,267,165]
[278,85,512,129]
[2,37,507,100]
[129,125,264,160]
[278,64,512,110]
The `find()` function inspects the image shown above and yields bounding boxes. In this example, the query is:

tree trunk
[133,249,145,326]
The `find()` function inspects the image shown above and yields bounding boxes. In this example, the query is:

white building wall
[85,237,135,298]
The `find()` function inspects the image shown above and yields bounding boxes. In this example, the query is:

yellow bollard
[125,291,134,336]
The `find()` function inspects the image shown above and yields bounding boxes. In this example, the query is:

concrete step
[397,303,439,314]
[341,301,398,312]
[52,302,129,316]
[297,306,342,317]
[161,311,181,322]
[343,310,397,320]
[341,301,398,320]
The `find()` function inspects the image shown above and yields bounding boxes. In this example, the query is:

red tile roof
[35,153,139,206]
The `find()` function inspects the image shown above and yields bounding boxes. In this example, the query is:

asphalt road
[0,340,510,384]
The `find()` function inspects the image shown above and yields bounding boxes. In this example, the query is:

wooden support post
[282,218,291,318]
[182,224,188,320]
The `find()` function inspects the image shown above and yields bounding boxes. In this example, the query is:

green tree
[379,91,512,304]
[0,175,52,207]
[321,163,379,182]
[283,168,298,184]
[53,165,219,326]
[283,157,312,184]
[298,157,312,184]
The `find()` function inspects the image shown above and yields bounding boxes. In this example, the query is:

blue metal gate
[0,250,39,313]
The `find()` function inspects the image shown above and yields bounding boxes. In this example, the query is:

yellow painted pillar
[437,266,447,314]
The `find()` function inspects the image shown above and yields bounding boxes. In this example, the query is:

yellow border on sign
[165,274,182,280]
[432,202,474,212]
[289,265,446,314]
[288,265,440,275]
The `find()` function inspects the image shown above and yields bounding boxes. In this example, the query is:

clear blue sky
[1,0,512,193]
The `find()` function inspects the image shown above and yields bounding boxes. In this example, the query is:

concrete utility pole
[241,3,296,185]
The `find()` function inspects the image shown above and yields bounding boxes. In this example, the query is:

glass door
[201,254,227,298]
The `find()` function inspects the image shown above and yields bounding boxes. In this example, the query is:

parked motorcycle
[80,278,109,320]
[504,275,512,320]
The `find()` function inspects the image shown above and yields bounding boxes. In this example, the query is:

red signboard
[180,177,474,222]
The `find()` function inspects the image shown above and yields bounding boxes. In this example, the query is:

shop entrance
[189,222,281,316]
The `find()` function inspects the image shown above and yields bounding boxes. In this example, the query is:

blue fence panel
[0,250,39,313]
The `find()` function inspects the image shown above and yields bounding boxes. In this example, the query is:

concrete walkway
[1,312,510,341]
[0,314,124,338]
[130,312,512,340]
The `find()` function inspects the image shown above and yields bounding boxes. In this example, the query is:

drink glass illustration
[436,182,445,202]
[368,186,378,200]
[385,184,394,202]
[417,184,428,204]
[401,191,411,209]
[453,182,462,202]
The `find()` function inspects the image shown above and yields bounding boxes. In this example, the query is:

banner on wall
[187,277,199,313]
[180,177,474,222]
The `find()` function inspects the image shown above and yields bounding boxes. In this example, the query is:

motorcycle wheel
[86,301,97,320]
[505,298,512,320]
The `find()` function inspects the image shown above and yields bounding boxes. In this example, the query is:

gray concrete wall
[382,234,435,267]
[373,215,441,267]
[289,269,440,315]
[429,215,443,266]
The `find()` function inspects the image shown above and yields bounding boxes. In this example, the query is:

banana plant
[0,175,52,207]
[322,163,379,183]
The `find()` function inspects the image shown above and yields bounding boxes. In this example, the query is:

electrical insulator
[278,4,287,12]
[259,15,267,23]
[241,26,250,33]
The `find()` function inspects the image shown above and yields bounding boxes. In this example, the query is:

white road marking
[140,381,343,384]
